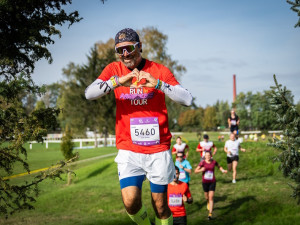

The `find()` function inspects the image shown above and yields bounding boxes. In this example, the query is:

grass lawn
[1,132,299,225]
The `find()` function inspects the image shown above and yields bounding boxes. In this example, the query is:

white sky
[32,0,300,106]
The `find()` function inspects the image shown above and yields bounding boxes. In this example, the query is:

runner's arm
[213,146,217,155]
[219,166,227,173]
[239,145,246,152]
[185,145,189,159]
[216,162,227,173]
[228,118,231,128]
[194,165,205,174]
[85,78,115,100]
[85,70,138,100]
[183,167,192,174]
[160,82,193,106]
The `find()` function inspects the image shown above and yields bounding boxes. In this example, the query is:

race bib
[130,117,160,146]
[231,120,237,125]
[169,194,182,207]
[204,171,214,180]
[179,171,186,180]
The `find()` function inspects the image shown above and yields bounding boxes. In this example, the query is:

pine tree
[287,0,300,28]
[268,74,300,203]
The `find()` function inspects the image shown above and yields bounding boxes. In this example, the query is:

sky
[31,0,300,107]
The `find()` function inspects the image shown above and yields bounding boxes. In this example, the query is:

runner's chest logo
[120,87,154,106]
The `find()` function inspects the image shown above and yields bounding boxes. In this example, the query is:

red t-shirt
[98,59,179,154]
[198,160,220,183]
[167,181,192,217]
[197,141,215,157]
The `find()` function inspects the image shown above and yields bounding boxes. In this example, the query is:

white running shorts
[115,149,175,185]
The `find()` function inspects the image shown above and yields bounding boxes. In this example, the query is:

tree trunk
[67,171,72,185]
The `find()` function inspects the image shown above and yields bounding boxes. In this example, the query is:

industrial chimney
[233,74,236,102]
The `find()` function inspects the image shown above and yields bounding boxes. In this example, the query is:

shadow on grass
[75,161,114,184]
[87,161,114,178]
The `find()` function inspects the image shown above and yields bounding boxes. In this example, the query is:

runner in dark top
[228,109,240,136]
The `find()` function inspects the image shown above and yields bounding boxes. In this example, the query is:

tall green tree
[0,0,81,217]
[214,100,230,128]
[203,106,217,130]
[269,75,300,203]
[58,43,116,138]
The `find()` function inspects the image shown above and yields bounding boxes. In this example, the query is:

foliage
[58,43,116,135]
[0,0,82,79]
[234,91,281,131]
[214,100,230,128]
[60,126,75,160]
[178,107,204,131]
[0,0,82,217]
[268,74,300,203]
[287,0,300,28]
[202,106,217,130]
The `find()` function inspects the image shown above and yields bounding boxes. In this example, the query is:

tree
[203,106,217,130]
[0,0,82,78]
[214,100,230,128]
[60,126,76,185]
[58,43,117,140]
[268,75,300,203]
[178,107,204,131]
[0,0,82,217]
[287,0,300,28]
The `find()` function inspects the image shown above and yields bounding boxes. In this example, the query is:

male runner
[85,28,193,225]
[196,134,217,160]
[172,136,189,159]
[168,166,193,225]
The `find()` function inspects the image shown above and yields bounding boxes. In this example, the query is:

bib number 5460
[134,128,156,136]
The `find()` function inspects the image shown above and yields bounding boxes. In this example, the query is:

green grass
[1,133,299,225]
[3,143,118,176]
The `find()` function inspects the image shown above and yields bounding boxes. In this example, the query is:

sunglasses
[115,42,139,55]
[177,155,183,158]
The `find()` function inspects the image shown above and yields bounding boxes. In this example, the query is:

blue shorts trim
[120,175,145,190]
[150,182,167,193]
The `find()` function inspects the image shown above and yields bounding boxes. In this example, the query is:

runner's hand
[119,69,139,87]
[182,195,187,202]
[137,71,157,88]
[179,164,183,169]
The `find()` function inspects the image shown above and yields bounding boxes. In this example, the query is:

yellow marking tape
[3,165,58,180]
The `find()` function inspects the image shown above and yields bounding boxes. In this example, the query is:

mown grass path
[1,134,299,225]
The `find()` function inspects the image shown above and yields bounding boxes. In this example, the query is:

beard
[120,51,141,69]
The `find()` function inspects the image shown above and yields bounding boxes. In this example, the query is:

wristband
[110,76,120,88]
[155,79,160,89]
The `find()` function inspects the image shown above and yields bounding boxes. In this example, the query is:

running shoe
[208,213,212,220]
[232,179,236,183]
